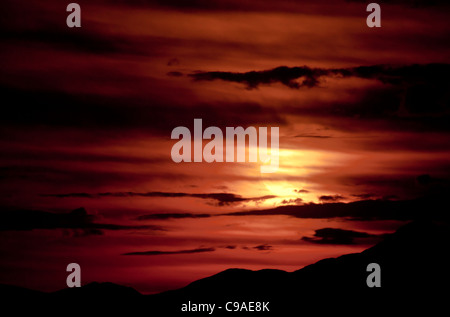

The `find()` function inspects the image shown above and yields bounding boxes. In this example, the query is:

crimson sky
[1,0,449,294]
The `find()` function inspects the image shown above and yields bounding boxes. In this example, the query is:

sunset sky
[1,0,449,294]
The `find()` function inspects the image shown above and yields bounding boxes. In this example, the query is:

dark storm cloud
[122,247,215,256]
[3,63,447,136]
[41,191,277,206]
[190,64,450,90]
[274,67,449,135]
[0,207,164,233]
[279,86,450,136]
[301,228,378,245]
[190,66,325,89]
[318,195,345,202]
[227,197,448,221]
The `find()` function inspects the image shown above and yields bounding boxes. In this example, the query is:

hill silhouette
[2,219,447,315]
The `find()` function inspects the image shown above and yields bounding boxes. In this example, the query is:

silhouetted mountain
[52,281,141,298]
[0,283,44,298]
[151,219,448,314]
[2,219,447,315]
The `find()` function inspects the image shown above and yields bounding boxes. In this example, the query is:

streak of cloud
[41,192,277,206]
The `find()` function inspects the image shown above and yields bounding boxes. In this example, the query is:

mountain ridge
[2,219,447,314]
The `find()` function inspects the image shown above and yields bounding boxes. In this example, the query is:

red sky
[1,0,449,293]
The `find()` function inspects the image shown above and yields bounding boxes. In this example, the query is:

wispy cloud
[0,207,164,234]
[41,192,277,206]
[318,195,345,203]
[253,244,273,251]
[301,228,380,245]
[123,247,215,256]
[136,213,211,220]
[190,64,450,91]
[226,197,446,221]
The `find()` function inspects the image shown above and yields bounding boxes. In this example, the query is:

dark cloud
[3,62,447,138]
[42,191,276,206]
[0,207,164,233]
[190,66,325,89]
[351,193,376,200]
[0,86,286,134]
[301,228,377,245]
[281,84,450,135]
[382,195,399,200]
[240,244,273,251]
[226,197,449,221]
[2,28,137,56]
[325,87,402,120]
[294,189,310,194]
[337,173,450,201]
[417,174,441,186]
[253,244,273,251]
[0,2,166,57]
[102,0,450,11]
[123,247,215,256]
[0,164,192,193]
[136,213,211,220]
[190,63,450,94]
[0,149,166,165]
[280,198,303,205]
[318,195,345,202]
[414,174,450,198]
